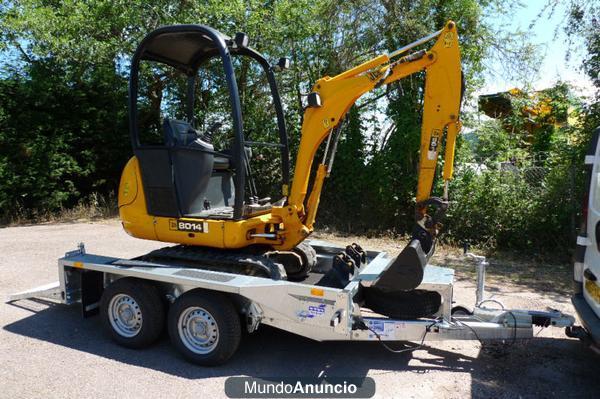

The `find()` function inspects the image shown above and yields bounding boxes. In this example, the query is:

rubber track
[140,245,287,280]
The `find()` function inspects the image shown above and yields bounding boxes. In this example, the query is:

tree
[537,0,599,130]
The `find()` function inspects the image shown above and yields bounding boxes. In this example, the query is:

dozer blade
[371,238,432,292]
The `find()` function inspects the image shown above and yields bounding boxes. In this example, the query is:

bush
[445,153,581,254]
[0,60,128,221]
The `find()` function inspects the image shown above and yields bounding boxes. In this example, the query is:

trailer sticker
[367,320,404,338]
[370,320,385,333]
[298,303,328,319]
[308,303,327,317]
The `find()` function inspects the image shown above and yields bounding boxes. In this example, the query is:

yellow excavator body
[119,21,463,252]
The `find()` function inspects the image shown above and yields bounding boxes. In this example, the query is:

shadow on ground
[4,299,599,398]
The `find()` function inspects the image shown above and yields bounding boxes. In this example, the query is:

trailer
[7,241,575,365]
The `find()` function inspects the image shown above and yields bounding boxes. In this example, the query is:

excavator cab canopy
[128,25,290,220]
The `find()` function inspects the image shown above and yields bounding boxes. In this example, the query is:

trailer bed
[8,241,574,347]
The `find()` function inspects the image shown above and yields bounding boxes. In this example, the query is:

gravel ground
[1,220,598,399]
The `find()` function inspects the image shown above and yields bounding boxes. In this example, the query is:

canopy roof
[136,25,232,73]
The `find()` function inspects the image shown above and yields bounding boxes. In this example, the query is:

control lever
[203,121,223,141]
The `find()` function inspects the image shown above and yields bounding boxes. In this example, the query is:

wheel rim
[108,293,143,337]
[178,306,219,354]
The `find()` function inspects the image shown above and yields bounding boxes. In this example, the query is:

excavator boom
[292,21,462,230]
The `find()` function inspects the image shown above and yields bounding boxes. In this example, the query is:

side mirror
[234,32,249,48]
[273,57,290,71]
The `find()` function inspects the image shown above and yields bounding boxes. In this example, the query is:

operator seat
[163,118,215,215]
[163,118,230,169]
[163,118,236,216]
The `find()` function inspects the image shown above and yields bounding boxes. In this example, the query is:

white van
[569,126,600,352]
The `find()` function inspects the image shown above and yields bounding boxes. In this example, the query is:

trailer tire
[363,287,441,319]
[100,278,165,349]
[168,290,241,366]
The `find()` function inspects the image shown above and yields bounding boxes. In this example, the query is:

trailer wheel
[168,290,241,366]
[100,278,165,348]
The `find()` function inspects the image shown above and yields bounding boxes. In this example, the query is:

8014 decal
[169,219,209,233]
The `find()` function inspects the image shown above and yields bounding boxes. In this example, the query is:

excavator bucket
[371,238,432,292]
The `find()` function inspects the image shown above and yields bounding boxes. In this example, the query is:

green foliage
[470,120,527,163]
[445,83,589,253]
[0,59,128,219]
[320,106,368,230]
[0,0,500,218]
[542,0,599,138]
[445,162,579,251]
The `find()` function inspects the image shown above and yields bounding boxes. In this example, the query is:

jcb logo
[444,32,453,48]
[169,219,208,233]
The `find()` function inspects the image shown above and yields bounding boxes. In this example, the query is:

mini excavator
[118,21,463,303]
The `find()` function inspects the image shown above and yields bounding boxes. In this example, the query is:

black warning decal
[427,129,442,160]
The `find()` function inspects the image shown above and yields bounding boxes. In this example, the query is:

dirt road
[1,221,597,398]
